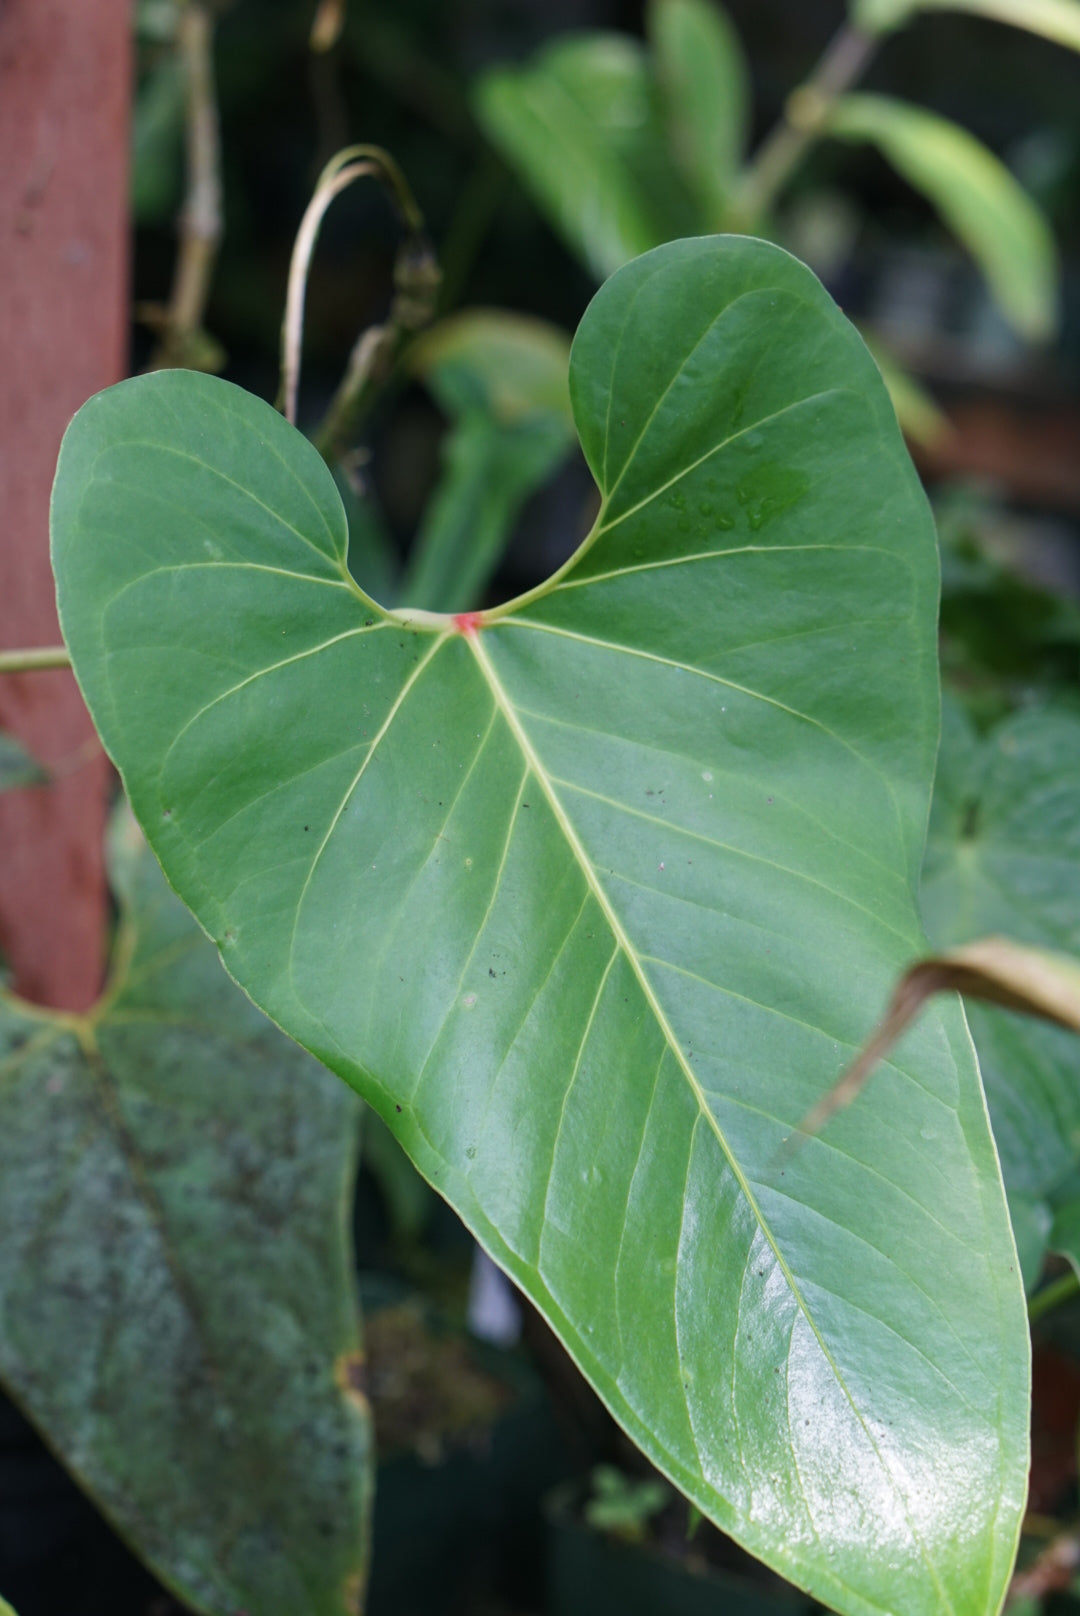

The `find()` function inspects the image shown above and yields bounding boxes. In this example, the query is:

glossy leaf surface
[53,237,1028,1616]
[0,811,370,1616]
[922,702,1080,1287]
[646,0,748,225]
[830,94,1058,340]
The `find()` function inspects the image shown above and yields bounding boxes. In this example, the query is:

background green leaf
[645,0,749,226]
[474,34,684,279]
[922,700,1080,1288]
[53,236,1028,1616]
[0,808,371,1616]
[926,0,1080,46]
[403,312,576,611]
[829,93,1059,341]
[851,0,919,28]
[856,0,1080,49]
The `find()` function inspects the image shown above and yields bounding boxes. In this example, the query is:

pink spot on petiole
[453,612,484,636]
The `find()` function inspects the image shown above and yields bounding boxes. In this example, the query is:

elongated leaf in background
[854,0,1080,49]
[829,93,1059,341]
[851,0,920,26]
[0,733,45,793]
[0,809,370,1616]
[53,236,1028,1616]
[646,0,749,227]
[474,34,683,279]
[920,0,1080,46]
[922,700,1080,1287]
[403,312,576,611]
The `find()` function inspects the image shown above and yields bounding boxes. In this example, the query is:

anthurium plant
[50,234,1030,1616]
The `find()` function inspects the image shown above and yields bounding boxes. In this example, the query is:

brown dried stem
[145,0,223,370]
[277,145,439,463]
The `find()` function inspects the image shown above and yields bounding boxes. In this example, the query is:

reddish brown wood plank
[0,0,130,1008]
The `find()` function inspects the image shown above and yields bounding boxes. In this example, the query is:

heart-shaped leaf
[0,809,370,1616]
[53,236,1028,1616]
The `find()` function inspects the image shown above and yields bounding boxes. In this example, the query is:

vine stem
[279,155,381,427]
[0,647,72,674]
[735,23,879,229]
[277,144,438,455]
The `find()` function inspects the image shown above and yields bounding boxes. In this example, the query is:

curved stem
[278,157,379,426]
[0,646,72,674]
[277,144,432,433]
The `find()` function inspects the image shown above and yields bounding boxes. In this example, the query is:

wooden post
[0,0,130,1009]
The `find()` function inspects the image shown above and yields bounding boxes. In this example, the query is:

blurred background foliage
[131,0,1080,612]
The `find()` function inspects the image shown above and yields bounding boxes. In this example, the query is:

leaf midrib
[465,628,953,1606]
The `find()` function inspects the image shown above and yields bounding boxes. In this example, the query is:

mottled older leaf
[0,810,370,1616]
[923,701,1080,1286]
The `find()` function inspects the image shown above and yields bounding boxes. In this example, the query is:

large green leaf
[922,700,1080,1286]
[402,311,576,612]
[646,0,749,227]
[474,34,682,280]
[829,94,1059,341]
[853,0,1080,50]
[53,236,1028,1616]
[0,809,370,1616]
